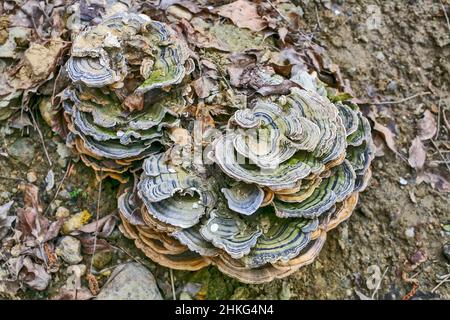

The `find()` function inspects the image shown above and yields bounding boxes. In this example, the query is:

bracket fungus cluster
[60,10,193,181]
[118,84,373,283]
[47,4,374,283]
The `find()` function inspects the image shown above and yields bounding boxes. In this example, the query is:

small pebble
[58,189,71,200]
[386,80,397,92]
[56,236,83,265]
[405,227,415,238]
[26,171,37,183]
[399,177,408,186]
[443,243,450,262]
[55,206,70,219]
[92,251,113,270]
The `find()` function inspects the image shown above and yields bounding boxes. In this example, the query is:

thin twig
[370,92,432,105]
[371,267,389,299]
[0,175,25,182]
[440,0,450,35]
[170,269,176,300]
[430,139,450,173]
[431,273,450,293]
[435,94,442,140]
[89,170,103,274]
[314,4,322,30]
[44,161,73,215]
[267,0,290,23]
[110,244,147,267]
[29,110,53,166]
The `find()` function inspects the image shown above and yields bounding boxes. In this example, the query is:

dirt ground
[1,0,449,300]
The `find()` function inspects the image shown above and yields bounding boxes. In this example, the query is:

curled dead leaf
[417,110,437,140]
[216,0,266,32]
[408,137,426,170]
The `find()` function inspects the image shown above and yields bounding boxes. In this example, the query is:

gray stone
[443,243,450,262]
[7,138,35,164]
[56,236,83,265]
[92,251,112,270]
[96,263,163,300]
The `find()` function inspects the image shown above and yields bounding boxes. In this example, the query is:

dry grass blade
[30,110,52,167]
[170,269,176,300]
[44,161,73,215]
[430,140,450,173]
[89,169,103,274]
[370,91,432,105]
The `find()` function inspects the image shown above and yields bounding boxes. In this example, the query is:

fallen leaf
[408,137,426,170]
[192,76,217,99]
[19,257,51,291]
[0,201,15,239]
[366,265,381,291]
[417,171,450,193]
[369,114,399,155]
[278,27,288,43]
[52,286,93,300]
[417,110,437,140]
[77,234,111,254]
[23,183,41,212]
[45,169,55,192]
[216,0,266,32]
[354,289,372,300]
[76,214,117,238]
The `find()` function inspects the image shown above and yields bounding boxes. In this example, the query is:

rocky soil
[0,0,449,300]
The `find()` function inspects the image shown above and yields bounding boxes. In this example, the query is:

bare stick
[267,0,289,23]
[44,161,73,215]
[170,269,176,300]
[29,110,53,166]
[430,140,450,173]
[431,273,450,293]
[0,175,25,182]
[370,92,432,105]
[110,244,146,267]
[371,267,389,299]
[435,95,442,140]
[89,170,103,274]
[441,0,450,35]
[315,4,322,30]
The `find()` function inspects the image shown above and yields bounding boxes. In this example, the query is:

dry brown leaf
[19,257,51,291]
[216,0,266,32]
[87,273,100,295]
[77,234,111,254]
[76,213,117,238]
[408,137,427,170]
[417,171,450,193]
[417,110,437,140]
[23,183,41,212]
[0,201,15,240]
[192,76,217,99]
[278,27,288,43]
[52,286,93,300]
[368,111,400,156]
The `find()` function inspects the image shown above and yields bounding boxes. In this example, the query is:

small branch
[44,161,73,215]
[430,140,450,174]
[0,175,25,182]
[170,269,176,300]
[30,110,53,167]
[435,94,442,140]
[369,91,432,105]
[431,273,450,293]
[314,5,322,30]
[89,170,103,274]
[441,0,450,35]
[371,267,389,299]
[267,0,290,23]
